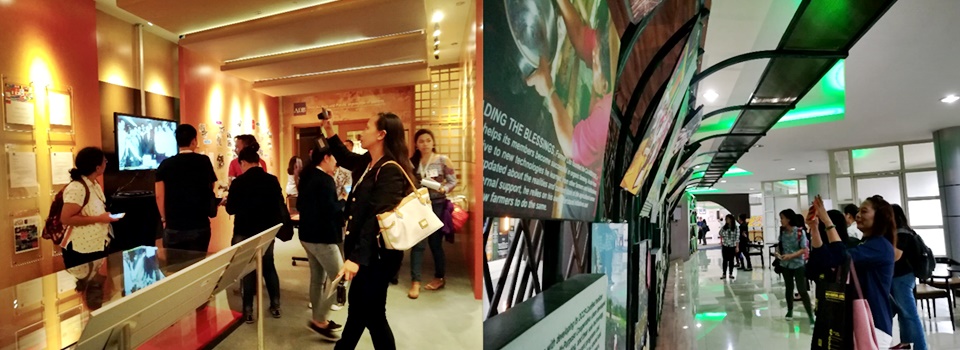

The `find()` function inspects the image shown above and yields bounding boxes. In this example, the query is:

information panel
[483,0,619,220]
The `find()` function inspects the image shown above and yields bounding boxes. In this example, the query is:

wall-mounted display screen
[115,113,178,171]
[483,0,620,220]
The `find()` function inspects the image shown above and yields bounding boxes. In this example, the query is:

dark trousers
[721,246,737,276]
[62,243,108,269]
[234,236,281,312]
[163,228,211,267]
[335,259,396,350]
[736,242,753,269]
[783,266,814,319]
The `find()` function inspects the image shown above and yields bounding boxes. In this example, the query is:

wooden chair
[915,282,956,330]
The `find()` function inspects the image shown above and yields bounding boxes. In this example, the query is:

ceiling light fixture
[147,22,154,26]
[749,188,755,191]
[788,168,796,171]
[432,11,444,23]
[703,89,719,103]
[720,180,727,183]
[434,29,441,37]
[941,94,959,103]
[253,60,425,83]
[223,30,423,63]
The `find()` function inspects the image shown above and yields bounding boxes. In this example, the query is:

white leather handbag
[376,161,443,250]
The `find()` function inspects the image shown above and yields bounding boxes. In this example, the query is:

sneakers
[244,312,255,324]
[308,321,343,341]
[331,304,342,311]
[785,312,793,320]
[730,275,736,281]
[720,275,728,280]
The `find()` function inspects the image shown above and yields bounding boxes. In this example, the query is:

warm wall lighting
[703,89,719,103]
[433,29,441,37]
[941,94,959,103]
[432,11,444,23]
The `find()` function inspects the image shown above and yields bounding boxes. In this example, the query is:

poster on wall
[14,215,40,253]
[8,151,38,189]
[48,90,72,126]
[3,83,35,126]
[483,0,620,221]
[620,22,701,197]
[51,151,74,185]
[592,223,629,350]
[635,239,651,350]
[645,91,703,217]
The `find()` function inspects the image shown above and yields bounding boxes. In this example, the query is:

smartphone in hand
[110,213,126,220]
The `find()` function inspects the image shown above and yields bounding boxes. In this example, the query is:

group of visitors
[58,111,457,350]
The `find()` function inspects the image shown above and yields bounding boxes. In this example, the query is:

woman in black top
[297,145,346,340]
[890,204,927,350]
[324,112,412,350]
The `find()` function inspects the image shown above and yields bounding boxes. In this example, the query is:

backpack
[43,181,90,245]
[903,228,935,280]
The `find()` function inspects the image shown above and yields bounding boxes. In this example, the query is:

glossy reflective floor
[659,242,960,350]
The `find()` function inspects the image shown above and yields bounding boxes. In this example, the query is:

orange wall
[469,0,483,300]
[179,46,281,252]
[279,86,415,190]
[96,10,180,98]
[0,0,101,288]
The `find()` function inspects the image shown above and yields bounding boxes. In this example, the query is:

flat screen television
[114,113,178,171]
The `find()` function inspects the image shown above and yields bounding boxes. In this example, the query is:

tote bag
[811,260,852,349]
[848,260,880,350]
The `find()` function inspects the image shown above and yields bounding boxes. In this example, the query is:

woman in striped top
[719,214,740,280]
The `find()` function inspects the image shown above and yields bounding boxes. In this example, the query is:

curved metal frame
[687,132,765,147]
[622,9,708,128]
[700,104,788,121]
[689,49,847,87]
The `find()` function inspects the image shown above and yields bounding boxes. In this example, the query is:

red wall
[178,46,281,252]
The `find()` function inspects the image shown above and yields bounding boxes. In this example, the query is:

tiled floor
[213,236,482,349]
[659,243,960,350]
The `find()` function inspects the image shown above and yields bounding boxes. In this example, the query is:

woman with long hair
[889,204,927,350]
[407,129,457,299]
[719,214,739,280]
[775,209,814,324]
[60,147,120,269]
[323,112,412,350]
[286,156,302,214]
[809,195,896,348]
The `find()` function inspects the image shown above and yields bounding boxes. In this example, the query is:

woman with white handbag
[323,112,413,350]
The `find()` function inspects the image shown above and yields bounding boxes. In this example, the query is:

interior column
[935,127,960,259]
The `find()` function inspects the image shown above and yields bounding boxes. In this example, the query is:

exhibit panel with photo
[483,0,620,221]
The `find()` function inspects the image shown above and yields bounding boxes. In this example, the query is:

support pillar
[935,127,960,259]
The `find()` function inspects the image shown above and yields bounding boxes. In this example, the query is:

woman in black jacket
[297,145,346,340]
[323,112,412,350]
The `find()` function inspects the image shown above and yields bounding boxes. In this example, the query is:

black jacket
[296,167,343,244]
[225,167,284,239]
[327,135,410,267]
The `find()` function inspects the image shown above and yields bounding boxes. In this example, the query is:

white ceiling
[98,0,470,96]
[698,0,960,194]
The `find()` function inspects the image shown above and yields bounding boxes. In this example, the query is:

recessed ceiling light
[694,165,700,169]
[703,89,719,103]
[788,168,796,171]
[147,22,154,26]
[749,188,755,190]
[432,11,444,23]
[942,94,959,103]
[720,180,727,183]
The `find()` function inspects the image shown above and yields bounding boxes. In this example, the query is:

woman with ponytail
[60,147,118,268]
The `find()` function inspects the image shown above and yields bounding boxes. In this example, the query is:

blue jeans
[891,273,927,349]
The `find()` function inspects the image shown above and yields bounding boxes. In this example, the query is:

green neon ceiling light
[825,60,845,92]
[852,148,871,159]
[695,312,728,321]
[724,166,752,177]
[779,180,799,186]
[686,187,722,194]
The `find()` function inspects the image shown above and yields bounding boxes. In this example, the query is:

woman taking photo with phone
[407,129,457,299]
[323,112,412,350]
[809,195,896,348]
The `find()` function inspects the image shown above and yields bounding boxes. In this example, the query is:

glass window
[905,171,939,198]
[774,180,799,195]
[836,177,852,202]
[800,195,809,208]
[908,199,943,226]
[853,146,900,174]
[857,176,902,206]
[915,228,946,256]
[799,180,808,194]
[833,151,851,175]
[903,142,936,169]
[763,182,774,195]
[775,196,799,214]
